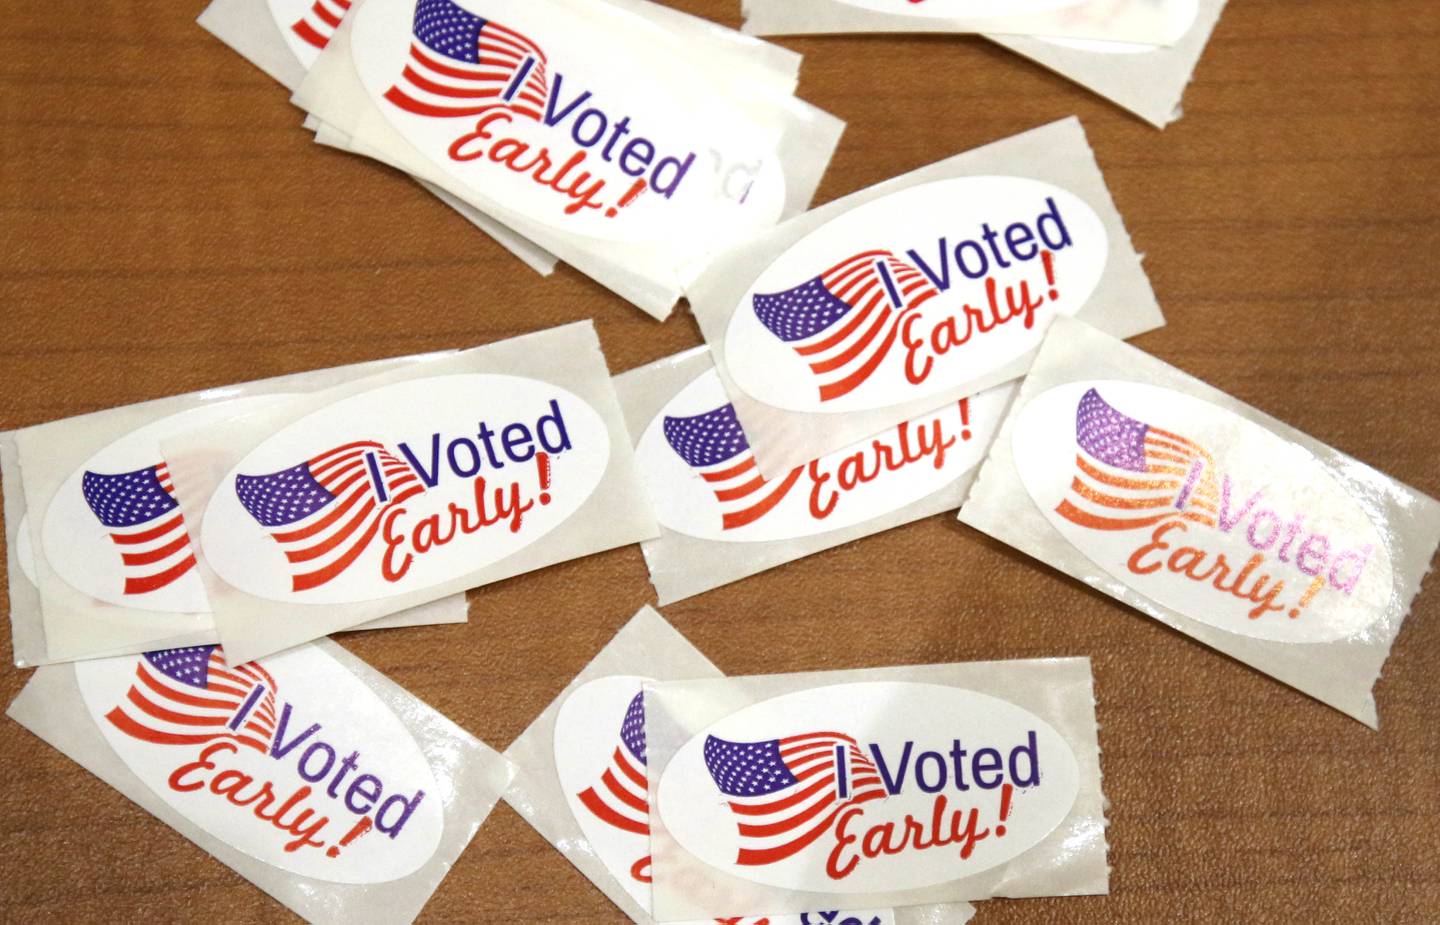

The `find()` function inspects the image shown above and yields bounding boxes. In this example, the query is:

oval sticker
[349,0,786,246]
[725,176,1109,414]
[74,644,444,883]
[835,0,1079,18]
[657,681,1080,893]
[201,373,611,605]
[636,368,1007,543]
[1012,381,1392,643]
[41,395,292,613]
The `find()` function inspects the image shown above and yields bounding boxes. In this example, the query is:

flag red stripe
[818,321,903,403]
[578,787,648,835]
[285,499,376,564]
[292,20,329,49]
[601,769,648,813]
[737,787,837,837]
[119,531,190,567]
[109,513,185,546]
[127,688,228,727]
[809,305,891,376]
[1069,477,1178,511]
[700,457,756,483]
[713,475,765,503]
[402,64,508,100]
[721,467,802,531]
[134,664,235,710]
[794,301,875,357]
[290,483,422,592]
[123,554,197,596]
[726,772,835,817]
[1075,455,1177,491]
[271,483,367,543]
[615,748,647,790]
[735,804,846,867]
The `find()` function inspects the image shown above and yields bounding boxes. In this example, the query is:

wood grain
[2,0,1438,922]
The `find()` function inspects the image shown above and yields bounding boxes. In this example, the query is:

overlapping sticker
[688,117,1162,478]
[987,0,1229,128]
[198,0,807,276]
[158,322,656,664]
[502,605,976,925]
[959,317,1440,726]
[645,659,1106,918]
[2,356,469,668]
[617,347,1015,603]
[293,0,843,318]
[6,638,514,923]
[742,0,1186,44]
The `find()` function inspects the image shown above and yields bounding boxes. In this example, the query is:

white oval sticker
[349,0,786,245]
[269,0,351,68]
[1013,381,1392,643]
[725,176,1109,414]
[41,395,292,613]
[657,681,1079,893]
[835,0,1080,18]
[201,373,611,604]
[74,644,444,883]
[636,368,1007,543]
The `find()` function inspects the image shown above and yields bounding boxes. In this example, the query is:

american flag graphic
[384,0,550,121]
[235,441,423,593]
[753,251,940,404]
[704,731,887,867]
[105,645,279,754]
[290,0,353,51]
[576,691,651,836]
[1055,388,1220,532]
[81,463,198,597]
[663,404,803,532]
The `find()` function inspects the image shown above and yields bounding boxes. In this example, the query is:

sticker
[635,368,1004,543]
[349,0,787,245]
[656,680,1079,893]
[1013,382,1390,644]
[724,176,1107,414]
[959,316,1440,727]
[200,373,610,605]
[555,676,903,925]
[73,643,443,883]
[41,396,289,613]
[270,0,352,65]
[688,118,1160,480]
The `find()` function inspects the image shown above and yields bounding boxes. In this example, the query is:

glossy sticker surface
[636,368,1006,542]
[657,681,1079,892]
[201,374,610,604]
[1013,381,1392,643]
[74,644,444,883]
[725,177,1108,414]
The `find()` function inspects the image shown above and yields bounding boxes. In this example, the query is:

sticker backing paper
[5,638,514,924]
[616,347,1016,604]
[2,356,469,668]
[502,605,976,925]
[987,0,1229,128]
[160,322,657,664]
[645,658,1106,918]
[959,317,1440,727]
[742,0,1186,44]
[688,117,1162,479]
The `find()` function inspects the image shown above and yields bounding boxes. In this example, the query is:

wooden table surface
[2,0,1438,922]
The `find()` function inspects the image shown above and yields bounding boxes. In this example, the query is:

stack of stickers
[741,0,1231,128]
[198,0,844,318]
[503,606,1106,924]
